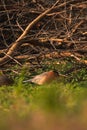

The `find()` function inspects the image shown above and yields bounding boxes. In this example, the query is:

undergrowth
[0,59,87,130]
[0,75,87,130]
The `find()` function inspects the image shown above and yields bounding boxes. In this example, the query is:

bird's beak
[59,73,67,77]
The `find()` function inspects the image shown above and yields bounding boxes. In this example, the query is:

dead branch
[0,1,59,66]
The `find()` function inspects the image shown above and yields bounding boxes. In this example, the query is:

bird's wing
[23,71,49,85]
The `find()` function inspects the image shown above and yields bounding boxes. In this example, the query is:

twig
[0,0,59,66]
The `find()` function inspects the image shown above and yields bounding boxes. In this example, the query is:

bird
[0,74,14,86]
[23,70,66,85]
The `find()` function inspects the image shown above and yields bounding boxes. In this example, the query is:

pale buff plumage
[23,70,65,85]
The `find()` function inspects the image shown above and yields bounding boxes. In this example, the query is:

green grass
[0,80,86,112]
[0,80,87,130]
[0,78,87,130]
[0,60,87,130]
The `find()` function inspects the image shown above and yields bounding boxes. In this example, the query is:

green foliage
[0,80,87,114]
[0,59,87,130]
[0,72,87,130]
[29,82,87,114]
